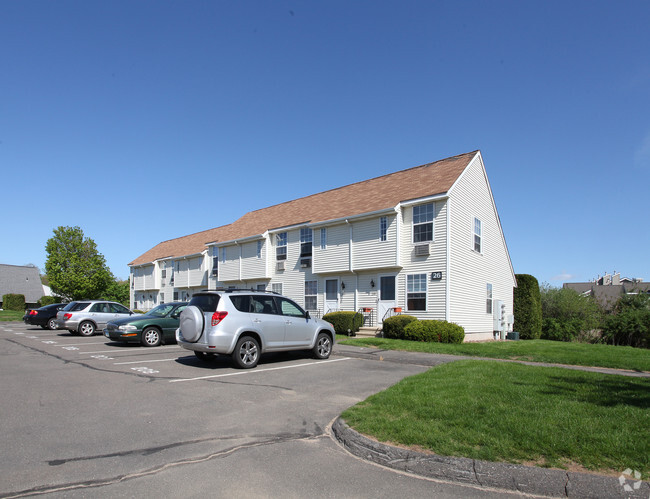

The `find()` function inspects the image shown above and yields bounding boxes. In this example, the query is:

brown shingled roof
[129,151,477,266]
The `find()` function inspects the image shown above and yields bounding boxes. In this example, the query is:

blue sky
[2,1,648,284]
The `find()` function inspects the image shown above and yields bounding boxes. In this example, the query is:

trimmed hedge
[2,294,26,311]
[323,311,363,335]
[403,319,465,344]
[513,274,542,340]
[382,315,418,339]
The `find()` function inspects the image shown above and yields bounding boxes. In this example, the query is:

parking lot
[1,322,521,498]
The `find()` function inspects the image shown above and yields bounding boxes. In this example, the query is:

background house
[0,264,45,309]
[564,272,649,310]
[130,151,516,341]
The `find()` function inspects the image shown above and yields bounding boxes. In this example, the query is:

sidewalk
[331,344,650,498]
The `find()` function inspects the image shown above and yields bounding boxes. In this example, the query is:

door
[278,297,313,347]
[377,275,397,323]
[249,295,285,349]
[325,279,339,314]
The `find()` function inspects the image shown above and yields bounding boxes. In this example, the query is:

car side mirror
[305,311,311,320]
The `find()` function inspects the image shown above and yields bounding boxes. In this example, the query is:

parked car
[104,302,188,347]
[176,289,335,369]
[23,303,66,330]
[55,300,138,336]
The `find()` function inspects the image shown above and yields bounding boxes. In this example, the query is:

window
[221,247,227,263]
[276,232,287,260]
[257,240,263,258]
[413,203,434,243]
[212,255,218,276]
[280,297,307,317]
[272,283,283,295]
[251,296,278,314]
[407,274,427,311]
[380,216,388,242]
[256,284,266,291]
[474,218,482,253]
[173,291,179,301]
[320,228,327,249]
[230,295,251,313]
[305,280,317,311]
[300,228,313,257]
[486,283,493,314]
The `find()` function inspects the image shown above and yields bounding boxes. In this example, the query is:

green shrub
[403,319,465,343]
[38,296,61,307]
[602,307,650,349]
[540,284,603,342]
[542,317,584,342]
[2,294,26,311]
[323,311,363,335]
[382,315,418,339]
[513,274,542,339]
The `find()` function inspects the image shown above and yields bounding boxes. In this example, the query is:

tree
[103,279,130,306]
[513,274,542,339]
[45,226,114,301]
[602,294,650,348]
[539,284,603,342]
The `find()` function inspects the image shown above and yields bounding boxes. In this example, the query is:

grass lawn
[0,310,25,321]
[341,360,650,477]
[337,336,650,372]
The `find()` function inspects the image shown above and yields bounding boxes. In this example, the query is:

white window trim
[406,273,428,312]
[380,216,388,242]
[412,203,435,244]
[473,217,482,254]
[320,228,327,250]
[486,283,493,314]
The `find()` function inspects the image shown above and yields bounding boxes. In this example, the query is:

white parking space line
[78,350,123,355]
[169,357,352,383]
[114,358,179,365]
[57,342,109,346]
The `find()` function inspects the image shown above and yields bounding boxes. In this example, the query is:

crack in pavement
[3,431,326,498]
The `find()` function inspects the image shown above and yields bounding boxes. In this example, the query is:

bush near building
[323,311,363,335]
[540,284,603,342]
[382,315,418,339]
[2,294,25,311]
[403,319,465,344]
[513,274,542,339]
[602,294,650,349]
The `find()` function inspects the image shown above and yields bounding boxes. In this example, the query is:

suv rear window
[189,294,220,312]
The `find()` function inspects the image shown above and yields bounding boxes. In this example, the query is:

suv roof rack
[199,288,281,295]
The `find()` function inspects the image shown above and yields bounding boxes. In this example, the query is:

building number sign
[431,272,442,280]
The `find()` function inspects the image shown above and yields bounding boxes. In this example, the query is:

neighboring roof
[0,264,44,303]
[130,151,478,267]
[563,282,650,309]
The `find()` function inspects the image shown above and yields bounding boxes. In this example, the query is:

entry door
[325,279,339,314]
[377,276,396,323]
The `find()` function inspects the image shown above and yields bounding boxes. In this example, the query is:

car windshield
[146,304,175,318]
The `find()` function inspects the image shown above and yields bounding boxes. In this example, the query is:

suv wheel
[79,321,96,337]
[312,332,332,359]
[232,336,260,369]
[142,327,161,347]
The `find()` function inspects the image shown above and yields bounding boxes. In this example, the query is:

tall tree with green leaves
[45,226,114,301]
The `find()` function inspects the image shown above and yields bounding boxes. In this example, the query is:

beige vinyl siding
[132,265,155,291]
[219,244,240,283]
[241,240,267,280]
[448,154,515,337]
[398,201,447,320]
[353,215,398,271]
[313,223,350,274]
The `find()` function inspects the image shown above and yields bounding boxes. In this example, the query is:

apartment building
[129,151,515,340]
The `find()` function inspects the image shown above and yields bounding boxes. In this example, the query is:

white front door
[377,275,396,323]
[325,279,339,314]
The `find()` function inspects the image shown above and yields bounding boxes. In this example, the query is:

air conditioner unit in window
[414,243,430,257]
[276,261,285,271]
[300,258,311,268]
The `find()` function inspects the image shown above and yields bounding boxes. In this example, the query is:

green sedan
[104,302,188,347]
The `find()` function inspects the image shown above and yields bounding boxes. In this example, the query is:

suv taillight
[211,311,228,326]
[63,313,72,320]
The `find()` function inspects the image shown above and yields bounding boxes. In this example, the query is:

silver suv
[176,290,335,369]
[55,300,137,336]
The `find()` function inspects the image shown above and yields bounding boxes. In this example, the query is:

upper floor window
[212,255,218,276]
[276,232,287,260]
[380,216,388,242]
[473,217,482,253]
[413,203,434,243]
[257,240,263,259]
[300,228,313,257]
[221,247,227,263]
[320,228,327,249]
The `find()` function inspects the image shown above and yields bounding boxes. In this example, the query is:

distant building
[563,272,649,310]
[0,264,45,308]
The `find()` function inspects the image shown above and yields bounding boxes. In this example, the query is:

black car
[23,303,66,330]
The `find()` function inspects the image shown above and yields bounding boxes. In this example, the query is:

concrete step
[354,326,383,338]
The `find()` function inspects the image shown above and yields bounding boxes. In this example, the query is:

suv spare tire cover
[179,306,204,343]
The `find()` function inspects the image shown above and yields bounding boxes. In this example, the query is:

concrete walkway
[331,343,650,498]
